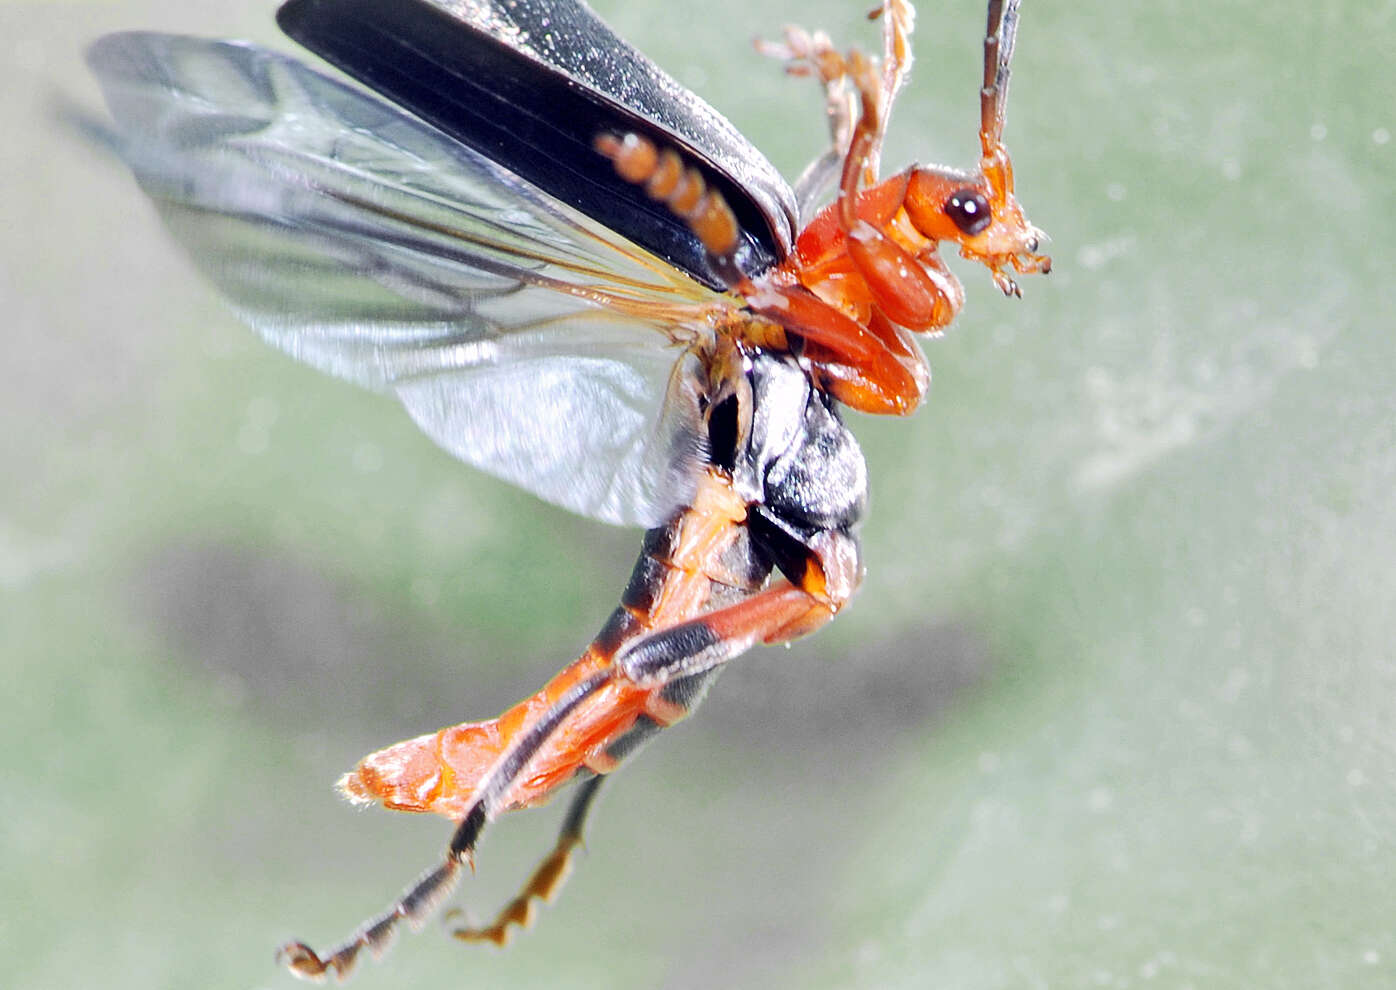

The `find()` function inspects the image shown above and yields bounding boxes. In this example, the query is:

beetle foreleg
[758,0,914,217]
[754,23,857,219]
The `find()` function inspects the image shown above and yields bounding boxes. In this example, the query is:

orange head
[901,0,1050,297]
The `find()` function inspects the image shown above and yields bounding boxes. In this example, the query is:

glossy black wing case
[277,0,798,288]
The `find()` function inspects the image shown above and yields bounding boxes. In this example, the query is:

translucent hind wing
[89,32,719,526]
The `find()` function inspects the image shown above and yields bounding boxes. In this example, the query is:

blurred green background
[5,1,1394,987]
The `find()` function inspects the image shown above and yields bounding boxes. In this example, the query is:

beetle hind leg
[447,775,607,947]
[276,853,468,982]
[276,673,614,982]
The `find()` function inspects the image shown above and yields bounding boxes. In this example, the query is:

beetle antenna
[979,0,1021,156]
[594,132,745,287]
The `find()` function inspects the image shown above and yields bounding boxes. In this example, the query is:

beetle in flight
[88,0,1048,979]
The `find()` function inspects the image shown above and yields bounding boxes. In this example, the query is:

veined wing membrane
[88,32,721,526]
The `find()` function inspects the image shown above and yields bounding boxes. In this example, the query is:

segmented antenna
[980,0,1021,153]
[595,133,741,260]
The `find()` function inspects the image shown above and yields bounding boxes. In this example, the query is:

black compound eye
[945,188,992,235]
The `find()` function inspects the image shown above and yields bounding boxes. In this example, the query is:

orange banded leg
[748,285,922,414]
[447,775,606,946]
[619,580,842,686]
[277,579,848,980]
[793,5,952,343]
[277,670,615,982]
[754,22,857,215]
[756,0,914,211]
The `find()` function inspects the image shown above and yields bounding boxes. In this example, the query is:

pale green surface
[5,1,1394,988]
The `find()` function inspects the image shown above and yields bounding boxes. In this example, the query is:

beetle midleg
[447,775,607,946]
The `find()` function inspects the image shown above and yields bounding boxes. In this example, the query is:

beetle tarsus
[446,776,606,947]
[277,857,466,982]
